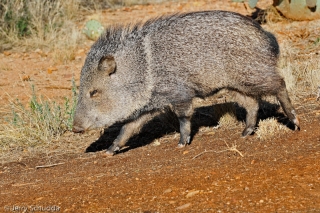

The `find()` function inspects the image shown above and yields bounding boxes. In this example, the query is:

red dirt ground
[1,0,320,212]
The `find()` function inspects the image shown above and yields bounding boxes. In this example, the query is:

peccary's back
[143,11,281,101]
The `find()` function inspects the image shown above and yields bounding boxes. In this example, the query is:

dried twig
[192,142,244,159]
[35,162,65,169]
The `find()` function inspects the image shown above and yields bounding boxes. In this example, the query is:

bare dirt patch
[1,0,320,212]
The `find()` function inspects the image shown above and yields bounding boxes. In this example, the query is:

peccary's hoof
[177,136,190,148]
[105,150,115,156]
[293,117,300,131]
[241,127,254,137]
[106,145,120,156]
[177,143,186,148]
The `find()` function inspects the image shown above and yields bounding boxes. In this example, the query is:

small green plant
[65,78,78,130]
[2,80,77,146]
[1,0,32,38]
[314,37,320,45]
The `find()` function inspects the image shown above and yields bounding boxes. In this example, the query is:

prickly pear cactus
[306,0,317,8]
[231,0,258,8]
[275,0,320,20]
[248,0,259,8]
[232,0,320,20]
[231,0,261,8]
[82,20,104,40]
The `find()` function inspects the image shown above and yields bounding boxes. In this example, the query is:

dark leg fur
[177,117,191,147]
[172,102,193,148]
[276,81,300,130]
[106,112,160,155]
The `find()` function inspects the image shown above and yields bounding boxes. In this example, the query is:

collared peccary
[72,10,300,155]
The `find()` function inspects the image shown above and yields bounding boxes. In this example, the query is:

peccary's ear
[98,55,116,75]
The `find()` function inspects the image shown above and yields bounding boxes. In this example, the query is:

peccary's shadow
[85,100,293,153]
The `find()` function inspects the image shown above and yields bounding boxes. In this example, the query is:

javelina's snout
[72,125,85,133]
[72,108,86,133]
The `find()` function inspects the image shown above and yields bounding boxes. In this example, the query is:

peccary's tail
[276,79,300,130]
[265,31,280,58]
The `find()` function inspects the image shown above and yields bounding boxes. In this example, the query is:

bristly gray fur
[73,10,300,154]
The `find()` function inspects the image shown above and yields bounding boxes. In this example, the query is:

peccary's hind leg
[173,102,193,148]
[276,80,300,130]
[235,93,259,137]
[106,111,160,155]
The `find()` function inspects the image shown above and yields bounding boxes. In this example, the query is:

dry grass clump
[217,111,244,132]
[275,17,320,99]
[0,0,84,63]
[0,82,77,151]
[255,118,290,141]
[252,5,288,24]
[262,8,320,100]
[82,0,173,8]
[211,102,242,130]
[1,0,80,42]
[0,0,173,63]
[278,49,320,99]
[218,112,239,129]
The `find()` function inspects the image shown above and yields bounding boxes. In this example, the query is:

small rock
[163,188,172,194]
[47,67,58,74]
[186,190,199,198]
[183,150,189,155]
[22,75,31,81]
[153,140,161,146]
[122,7,132,12]
[176,203,191,210]
[3,51,11,56]
[34,49,47,57]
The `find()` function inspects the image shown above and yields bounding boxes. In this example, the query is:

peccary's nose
[72,125,85,133]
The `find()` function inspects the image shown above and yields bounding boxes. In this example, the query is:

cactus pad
[82,20,104,40]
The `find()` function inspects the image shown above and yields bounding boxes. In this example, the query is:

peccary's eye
[89,89,99,98]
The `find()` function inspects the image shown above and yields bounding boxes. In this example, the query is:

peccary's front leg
[173,102,194,148]
[106,111,160,155]
[177,116,192,147]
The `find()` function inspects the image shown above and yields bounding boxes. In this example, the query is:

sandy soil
[1,0,320,212]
